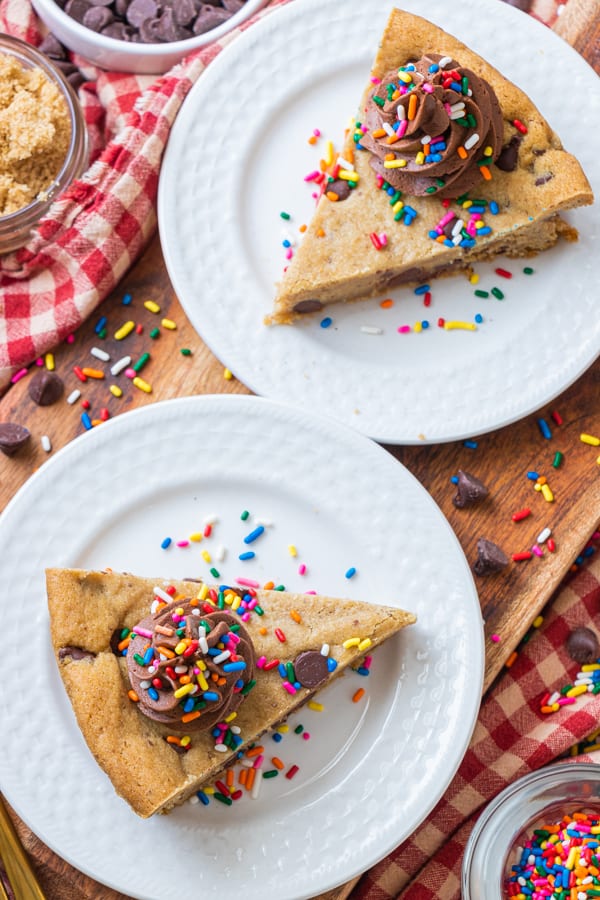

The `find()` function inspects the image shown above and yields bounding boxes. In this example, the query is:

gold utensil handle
[0,795,46,899]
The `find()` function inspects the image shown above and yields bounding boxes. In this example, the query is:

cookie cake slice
[267,8,593,324]
[46,567,416,818]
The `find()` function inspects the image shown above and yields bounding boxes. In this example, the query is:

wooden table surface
[0,1,599,898]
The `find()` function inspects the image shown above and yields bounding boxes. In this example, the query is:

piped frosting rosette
[360,52,504,198]
[127,600,256,733]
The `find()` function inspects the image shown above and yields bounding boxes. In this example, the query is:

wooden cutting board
[0,2,599,898]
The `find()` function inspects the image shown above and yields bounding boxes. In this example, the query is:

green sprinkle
[394,210,404,221]
[436,178,445,187]
[217,593,225,610]
[262,770,279,779]
[491,287,504,300]
[241,679,256,695]
[150,327,160,339]
[474,289,489,298]
[280,211,291,220]
[389,191,401,205]
[98,328,107,339]
[180,348,192,356]
[254,605,264,616]
[120,627,130,639]
[552,451,564,469]
[347,181,357,188]
[456,193,469,205]
[133,352,150,372]
[523,266,534,275]
[210,567,220,579]
[380,181,390,191]
[133,653,145,666]
[214,792,233,806]
[467,113,477,127]
[425,186,437,194]
[454,117,469,127]
[285,662,296,683]
[461,76,469,94]
[373,95,385,108]
[240,510,250,520]
[294,724,304,734]
[274,585,285,592]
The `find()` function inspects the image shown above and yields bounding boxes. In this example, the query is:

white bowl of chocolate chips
[31,0,268,74]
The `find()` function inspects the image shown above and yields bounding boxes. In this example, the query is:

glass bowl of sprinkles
[462,762,600,899]
[0,34,88,255]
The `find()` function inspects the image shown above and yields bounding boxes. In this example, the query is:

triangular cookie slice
[46,568,416,818]
[267,8,593,323]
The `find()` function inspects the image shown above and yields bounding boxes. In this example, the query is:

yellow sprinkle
[358,638,372,652]
[580,433,600,446]
[231,596,242,611]
[180,735,191,747]
[414,321,423,333]
[383,159,407,169]
[565,847,578,870]
[133,376,152,393]
[566,684,588,697]
[533,615,544,628]
[483,145,493,157]
[189,532,203,542]
[174,683,195,698]
[288,544,298,558]
[342,637,361,649]
[338,170,359,181]
[462,200,473,209]
[307,701,324,712]
[161,318,177,330]
[276,725,289,733]
[324,140,334,166]
[174,640,188,655]
[223,368,233,380]
[469,273,479,284]
[45,352,55,371]
[196,671,208,691]
[144,300,161,314]
[581,663,600,671]
[541,483,554,502]
[114,321,135,340]
[415,151,425,165]
[201,550,212,563]
[224,711,237,722]
[397,70,413,83]
[204,786,215,795]
[109,385,123,398]
[197,660,207,671]
[197,583,209,600]
[392,200,404,213]
[444,320,477,331]
[591,825,600,834]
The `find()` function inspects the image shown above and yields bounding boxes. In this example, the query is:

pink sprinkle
[282,681,297,695]
[490,634,500,643]
[247,598,258,609]
[313,128,321,137]
[253,755,264,769]
[256,656,266,669]
[124,367,136,378]
[285,248,293,260]
[370,77,381,84]
[302,732,311,740]
[422,83,434,93]
[397,119,408,138]
[240,612,251,622]
[133,626,153,639]
[531,544,544,557]
[236,577,260,588]
[298,563,307,575]
[304,170,320,182]
[66,334,75,344]
[363,655,372,669]
[557,697,576,706]
[379,233,388,246]
[397,325,411,334]
[176,540,189,547]
[10,368,28,384]
[35,357,44,366]
[437,211,455,229]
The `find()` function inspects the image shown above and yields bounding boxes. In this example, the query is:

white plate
[158,0,600,445]
[0,395,483,900]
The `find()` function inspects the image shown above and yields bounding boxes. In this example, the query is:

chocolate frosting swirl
[360,53,504,198]
[127,598,255,733]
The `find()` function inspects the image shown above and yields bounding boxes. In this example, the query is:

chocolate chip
[193,4,232,33]
[293,299,324,314]
[173,0,197,25]
[0,422,31,457]
[64,0,93,24]
[452,470,489,509]
[294,651,329,688]
[38,34,68,59]
[58,645,95,660]
[472,538,509,576]
[566,627,600,664]
[326,179,351,201]
[28,370,64,406]
[126,0,157,27]
[83,6,114,29]
[496,135,522,172]
[535,174,554,186]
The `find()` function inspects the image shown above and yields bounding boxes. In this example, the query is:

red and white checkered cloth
[349,553,600,900]
[0,0,285,391]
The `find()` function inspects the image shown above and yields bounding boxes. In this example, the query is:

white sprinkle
[140,680,151,689]
[91,346,111,362]
[240,758,254,768]
[153,585,172,603]
[213,650,231,664]
[548,691,561,705]
[230,725,241,734]
[450,102,465,113]
[110,355,131,376]
[336,156,354,170]
[41,435,52,452]
[148,665,157,674]
[66,389,81,404]
[174,665,187,674]
[360,325,383,335]
[451,218,464,237]
[450,110,467,120]
[464,133,480,151]
[383,122,396,137]
[203,513,219,525]
[320,643,330,656]
[214,743,229,753]
[199,636,209,654]
[420,134,432,145]
[188,794,199,805]
[213,544,226,562]
[396,104,406,121]
[254,518,273,527]
[537,527,552,544]
[452,234,463,246]
[251,771,262,799]
[439,56,453,68]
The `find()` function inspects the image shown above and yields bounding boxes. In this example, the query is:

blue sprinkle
[244,525,265,544]
[356,666,370,676]
[122,293,132,305]
[414,284,430,295]
[474,313,483,324]
[450,81,462,92]
[443,239,454,248]
[468,206,485,214]
[197,791,210,806]
[460,238,476,248]
[345,567,357,579]
[477,226,492,235]
[327,658,338,672]
[234,678,244,690]
[537,418,552,440]
[404,215,415,226]
[450,475,459,484]
[81,412,93,430]
[183,698,195,713]
[489,201,499,214]
[143,647,155,665]
[428,63,439,72]
[239,551,255,560]
[148,687,159,701]
[387,186,396,196]
[527,471,540,480]
[404,205,417,217]
[282,239,291,248]
[320,316,333,328]
[223,661,247,672]
[212,727,221,738]
[161,537,172,549]
[421,320,430,329]
[203,691,219,702]
[463,440,478,449]
[428,230,439,240]
[272,732,283,743]
[94,316,107,334]
[278,663,287,678]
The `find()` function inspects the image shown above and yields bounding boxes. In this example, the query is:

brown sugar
[0,52,71,216]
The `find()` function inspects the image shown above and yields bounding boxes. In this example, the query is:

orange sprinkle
[245,745,265,758]
[480,165,492,181]
[384,152,395,161]
[316,228,325,237]
[259,626,268,635]
[118,636,131,652]
[245,768,256,791]
[423,144,431,156]
[179,674,191,684]
[166,735,181,745]
[271,757,285,770]
[435,235,447,244]
[217,676,226,686]
[181,711,201,723]
[290,610,302,624]
[299,224,307,233]
[189,597,199,606]
[407,93,418,120]
[226,769,234,787]
[346,147,354,164]
[372,128,386,138]
[319,159,327,172]
[380,298,394,309]
[326,191,339,202]
[386,133,399,144]
[239,769,247,786]
[81,367,105,379]
[505,651,518,668]
[457,146,468,159]
[127,690,139,702]
[91,419,103,427]
[156,645,175,659]
[392,89,400,100]
[263,580,275,590]
[308,135,317,144]
[352,688,366,703]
